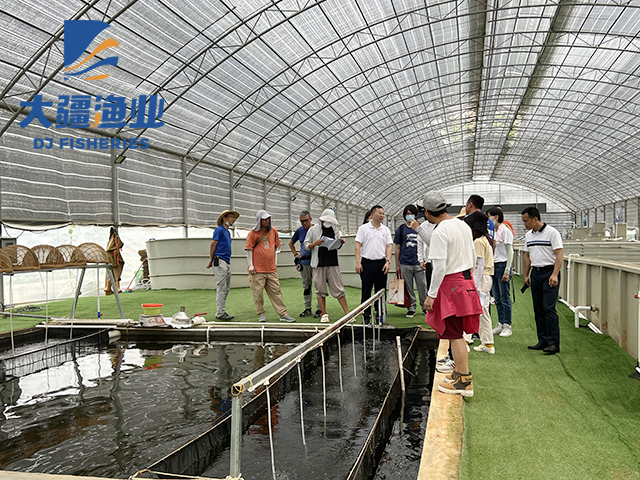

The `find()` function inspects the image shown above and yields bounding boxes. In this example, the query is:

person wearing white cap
[245,210,296,323]
[410,191,482,397]
[207,210,239,320]
[304,208,349,323]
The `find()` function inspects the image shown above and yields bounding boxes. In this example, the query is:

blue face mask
[405,214,415,222]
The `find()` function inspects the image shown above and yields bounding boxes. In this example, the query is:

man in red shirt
[245,210,296,323]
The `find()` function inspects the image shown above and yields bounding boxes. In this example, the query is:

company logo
[20,19,163,151]
[63,20,119,81]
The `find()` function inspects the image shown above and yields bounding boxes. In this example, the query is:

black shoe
[299,309,313,318]
[542,344,560,355]
[314,309,322,319]
[528,342,548,350]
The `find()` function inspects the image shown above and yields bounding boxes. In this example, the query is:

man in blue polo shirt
[207,210,239,320]
[289,210,320,318]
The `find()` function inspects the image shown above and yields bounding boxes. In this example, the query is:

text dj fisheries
[34,137,149,150]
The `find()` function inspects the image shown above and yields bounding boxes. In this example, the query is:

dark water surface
[0,336,433,480]
[201,339,424,480]
[0,341,288,478]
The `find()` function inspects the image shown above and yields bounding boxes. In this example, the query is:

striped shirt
[524,223,563,267]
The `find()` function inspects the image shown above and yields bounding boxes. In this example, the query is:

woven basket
[3,245,40,271]
[0,250,13,273]
[32,244,65,269]
[78,242,110,264]
[57,244,87,266]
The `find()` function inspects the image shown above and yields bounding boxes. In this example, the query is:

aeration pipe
[229,289,385,480]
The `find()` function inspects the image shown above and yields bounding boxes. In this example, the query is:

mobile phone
[520,284,529,293]
[213,256,220,267]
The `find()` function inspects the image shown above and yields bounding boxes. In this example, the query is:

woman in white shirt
[487,207,514,337]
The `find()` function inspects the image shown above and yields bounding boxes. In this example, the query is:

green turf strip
[0,278,430,332]
[460,275,640,480]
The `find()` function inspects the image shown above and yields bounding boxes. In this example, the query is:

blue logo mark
[64,20,119,81]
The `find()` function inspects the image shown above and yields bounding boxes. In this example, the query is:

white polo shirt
[524,224,563,267]
[355,221,393,260]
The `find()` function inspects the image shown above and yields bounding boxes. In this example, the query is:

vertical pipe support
[396,336,405,394]
[229,391,243,479]
[182,157,189,238]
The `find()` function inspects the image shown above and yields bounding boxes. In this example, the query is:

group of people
[207,208,349,324]
[207,191,564,398]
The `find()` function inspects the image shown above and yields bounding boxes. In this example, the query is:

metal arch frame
[176,0,478,178]
[0,0,143,138]
[1,0,640,212]
[109,0,330,154]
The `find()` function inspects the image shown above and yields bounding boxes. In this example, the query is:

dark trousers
[360,258,387,324]
[531,267,560,346]
[425,261,433,292]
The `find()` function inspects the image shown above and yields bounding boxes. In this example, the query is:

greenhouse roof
[2,0,640,225]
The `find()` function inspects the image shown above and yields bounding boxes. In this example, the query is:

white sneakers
[493,323,513,336]
[320,314,330,323]
[474,344,496,354]
[499,324,513,337]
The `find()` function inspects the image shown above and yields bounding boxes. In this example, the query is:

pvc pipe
[351,323,356,378]
[574,305,595,329]
[396,336,405,394]
[265,381,276,480]
[566,253,580,305]
[321,345,327,420]
[337,335,343,393]
[635,291,640,374]
[297,361,306,446]
[9,275,14,354]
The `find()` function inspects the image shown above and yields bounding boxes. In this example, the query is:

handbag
[388,272,405,305]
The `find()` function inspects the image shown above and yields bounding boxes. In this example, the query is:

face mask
[405,214,415,222]
[225,221,232,227]
[323,221,332,229]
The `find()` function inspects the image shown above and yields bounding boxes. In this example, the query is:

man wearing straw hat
[304,208,349,323]
[207,210,239,320]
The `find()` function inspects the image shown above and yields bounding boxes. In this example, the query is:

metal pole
[229,392,243,478]
[182,157,189,238]
[396,336,405,394]
[70,267,86,320]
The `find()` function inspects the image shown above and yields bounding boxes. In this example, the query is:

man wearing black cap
[411,191,482,397]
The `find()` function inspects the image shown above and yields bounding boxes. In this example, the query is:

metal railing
[228,288,387,479]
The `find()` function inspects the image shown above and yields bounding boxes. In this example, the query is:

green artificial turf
[0,278,430,332]
[460,275,640,480]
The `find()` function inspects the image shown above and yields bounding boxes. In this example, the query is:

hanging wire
[296,360,306,446]
[265,380,277,480]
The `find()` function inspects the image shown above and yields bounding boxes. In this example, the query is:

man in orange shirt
[245,210,296,323]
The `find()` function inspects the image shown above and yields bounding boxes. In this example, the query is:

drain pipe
[631,291,640,381]
[565,253,580,305]
[574,305,597,329]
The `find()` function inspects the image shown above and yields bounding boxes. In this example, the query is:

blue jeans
[491,262,512,325]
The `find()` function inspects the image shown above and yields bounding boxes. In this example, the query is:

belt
[532,265,554,271]
[362,257,386,261]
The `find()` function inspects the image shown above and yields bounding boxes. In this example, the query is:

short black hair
[521,206,541,220]
[402,204,418,217]
[370,205,384,214]
[487,207,504,223]
[466,194,485,210]
[428,208,448,217]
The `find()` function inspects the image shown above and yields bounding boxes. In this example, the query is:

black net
[0,330,109,382]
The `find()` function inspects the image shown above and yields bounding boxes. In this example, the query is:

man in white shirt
[355,205,393,325]
[412,191,482,397]
[522,207,564,355]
